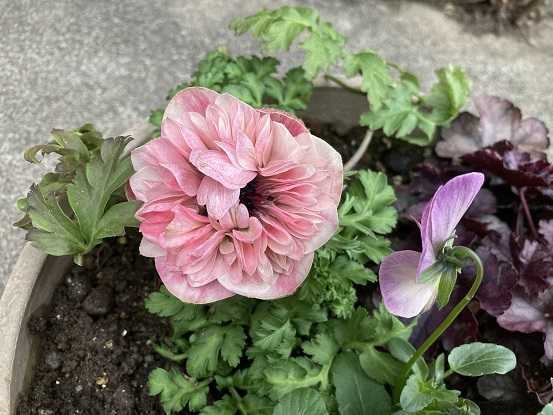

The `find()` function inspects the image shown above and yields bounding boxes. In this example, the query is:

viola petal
[418,173,484,277]
[379,250,439,318]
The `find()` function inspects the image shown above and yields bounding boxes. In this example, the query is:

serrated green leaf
[187,325,246,378]
[94,200,140,239]
[67,137,134,248]
[273,388,328,415]
[400,374,459,413]
[448,343,516,377]
[231,6,344,79]
[250,302,297,358]
[302,332,339,365]
[330,256,377,284]
[148,368,210,414]
[425,65,470,124]
[25,185,86,255]
[221,325,246,367]
[200,395,237,415]
[302,23,345,78]
[344,51,393,111]
[332,352,392,415]
[265,357,324,400]
[145,286,186,317]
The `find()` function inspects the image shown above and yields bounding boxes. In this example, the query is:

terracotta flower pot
[0,85,367,415]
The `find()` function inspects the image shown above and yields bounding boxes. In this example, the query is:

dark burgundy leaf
[437,95,549,159]
[462,140,553,188]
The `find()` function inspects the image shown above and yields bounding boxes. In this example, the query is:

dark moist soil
[17,234,168,415]
[16,122,366,415]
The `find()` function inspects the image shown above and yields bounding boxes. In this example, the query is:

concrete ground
[1,0,552,294]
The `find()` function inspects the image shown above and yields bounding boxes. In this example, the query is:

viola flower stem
[519,187,538,239]
[392,246,484,404]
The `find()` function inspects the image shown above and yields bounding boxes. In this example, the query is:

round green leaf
[448,342,516,377]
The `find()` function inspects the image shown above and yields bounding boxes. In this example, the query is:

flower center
[239,178,261,213]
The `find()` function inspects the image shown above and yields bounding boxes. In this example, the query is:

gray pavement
[1,0,552,293]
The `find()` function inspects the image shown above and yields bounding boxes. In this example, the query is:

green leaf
[273,388,328,415]
[250,302,297,358]
[387,338,429,380]
[25,185,86,255]
[148,368,209,414]
[231,6,345,79]
[221,325,247,367]
[344,52,393,111]
[264,357,328,400]
[359,346,402,385]
[145,286,186,317]
[187,325,246,378]
[332,352,392,415]
[302,22,345,78]
[200,395,237,415]
[400,374,459,413]
[302,331,339,365]
[539,403,553,415]
[331,255,377,284]
[94,200,140,239]
[67,137,135,248]
[425,65,471,124]
[448,343,516,377]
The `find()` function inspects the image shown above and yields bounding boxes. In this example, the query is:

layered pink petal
[156,257,234,304]
[189,149,256,190]
[197,176,240,219]
[129,87,343,304]
[260,108,309,137]
[379,250,439,318]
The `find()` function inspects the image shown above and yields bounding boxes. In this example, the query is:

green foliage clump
[148,48,313,135]
[232,5,470,146]
[15,125,139,262]
[300,170,397,318]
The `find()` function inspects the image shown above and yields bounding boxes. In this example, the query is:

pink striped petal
[156,257,234,304]
[197,176,240,219]
[189,149,257,190]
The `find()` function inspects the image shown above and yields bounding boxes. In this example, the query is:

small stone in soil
[44,351,62,370]
[64,272,92,302]
[82,286,113,316]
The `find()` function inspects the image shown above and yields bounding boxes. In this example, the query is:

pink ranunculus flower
[379,173,485,318]
[129,87,343,303]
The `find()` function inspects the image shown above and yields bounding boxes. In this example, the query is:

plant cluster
[15,4,553,415]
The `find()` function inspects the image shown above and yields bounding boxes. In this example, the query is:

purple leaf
[437,95,549,160]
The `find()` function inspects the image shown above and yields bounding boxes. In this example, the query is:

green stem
[153,345,188,362]
[392,246,484,404]
[324,74,364,95]
[230,387,249,415]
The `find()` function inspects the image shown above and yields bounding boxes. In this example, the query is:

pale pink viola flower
[129,87,343,303]
[379,173,485,318]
